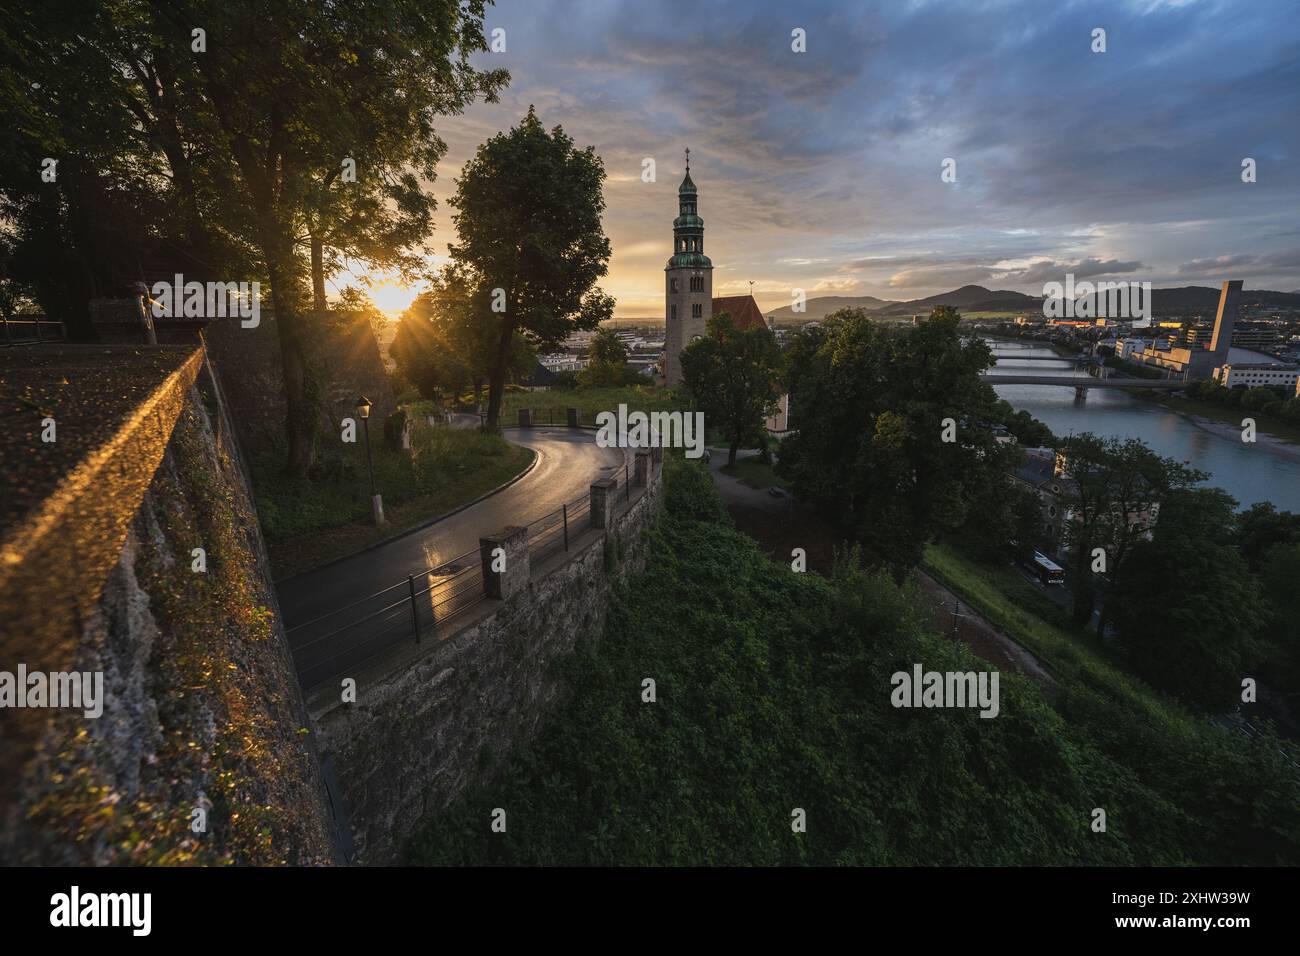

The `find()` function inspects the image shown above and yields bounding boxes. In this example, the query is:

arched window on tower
[692,303,702,318]
[670,305,677,321]
[670,278,679,293]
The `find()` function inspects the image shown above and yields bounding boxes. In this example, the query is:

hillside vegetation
[411,457,1300,865]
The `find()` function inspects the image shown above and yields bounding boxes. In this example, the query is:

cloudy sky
[355,0,1300,316]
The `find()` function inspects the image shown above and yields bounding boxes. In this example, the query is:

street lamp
[356,395,383,525]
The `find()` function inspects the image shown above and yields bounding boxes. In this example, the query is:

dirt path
[914,572,1057,690]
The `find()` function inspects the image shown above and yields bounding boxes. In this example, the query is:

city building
[1213,363,1300,390]
[1131,280,1242,381]
[1116,336,1148,360]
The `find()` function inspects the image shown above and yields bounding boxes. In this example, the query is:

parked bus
[1030,551,1065,585]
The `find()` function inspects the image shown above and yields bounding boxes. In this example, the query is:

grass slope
[252,423,533,579]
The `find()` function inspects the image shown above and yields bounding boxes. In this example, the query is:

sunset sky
[346,0,1300,317]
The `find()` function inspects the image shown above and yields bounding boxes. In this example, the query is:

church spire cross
[684,147,690,173]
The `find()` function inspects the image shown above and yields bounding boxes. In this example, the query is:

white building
[1213,363,1300,390]
[1115,336,1147,361]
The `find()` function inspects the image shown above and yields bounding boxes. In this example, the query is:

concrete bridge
[981,372,1185,398]
[990,354,1089,364]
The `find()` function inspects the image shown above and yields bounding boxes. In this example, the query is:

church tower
[663,149,712,387]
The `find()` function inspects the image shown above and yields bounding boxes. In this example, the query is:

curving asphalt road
[278,426,625,687]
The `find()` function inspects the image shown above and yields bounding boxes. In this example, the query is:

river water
[987,339,1300,513]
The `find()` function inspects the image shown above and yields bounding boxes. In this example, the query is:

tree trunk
[485,322,514,430]
[728,438,739,467]
[310,234,327,314]
[263,232,317,477]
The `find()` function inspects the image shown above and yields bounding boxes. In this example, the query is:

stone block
[589,478,617,532]
[480,526,529,599]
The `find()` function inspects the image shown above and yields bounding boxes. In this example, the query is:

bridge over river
[980,373,1184,389]
[980,372,1185,397]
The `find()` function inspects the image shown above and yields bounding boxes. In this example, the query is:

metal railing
[517,407,603,429]
[1,315,65,346]
[287,472,637,691]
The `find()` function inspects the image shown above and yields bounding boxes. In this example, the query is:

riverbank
[1147,392,1300,451]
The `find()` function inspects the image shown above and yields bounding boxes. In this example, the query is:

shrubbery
[410,457,1300,865]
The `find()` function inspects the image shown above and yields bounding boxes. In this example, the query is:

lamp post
[356,395,384,525]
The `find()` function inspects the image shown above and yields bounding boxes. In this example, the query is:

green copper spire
[667,148,711,270]
[679,147,697,195]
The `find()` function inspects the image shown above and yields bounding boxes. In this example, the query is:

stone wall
[312,463,663,863]
[0,352,339,864]
[204,310,395,455]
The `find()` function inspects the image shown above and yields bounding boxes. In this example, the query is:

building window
[670,305,677,321]
[692,304,702,318]
[670,278,679,293]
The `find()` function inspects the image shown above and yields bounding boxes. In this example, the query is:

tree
[1257,541,1300,708]
[1236,502,1300,571]
[579,325,638,387]
[777,306,1020,577]
[1109,488,1264,711]
[0,1,506,475]
[1055,434,1205,631]
[681,312,783,467]
[993,399,1055,446]
[392,269,533,408]
[446,107,613,429]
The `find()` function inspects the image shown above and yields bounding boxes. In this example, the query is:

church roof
[711,295,768,332]
[679,170,697,194]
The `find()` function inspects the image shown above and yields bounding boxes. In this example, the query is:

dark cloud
[416,0,1300,308]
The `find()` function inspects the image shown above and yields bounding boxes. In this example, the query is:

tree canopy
[446,106,613,428]
[680,312,783,465]
[777,306,1020,577]
[0,0,506,474]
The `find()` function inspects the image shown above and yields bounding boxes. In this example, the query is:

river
[987,339,1300,513]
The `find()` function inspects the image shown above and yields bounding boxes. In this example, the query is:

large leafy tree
[777,307,1020,577]
[1055,434,1204,630]
[0,0,506,475]
[446,107,613,429]
[392,268,533,407]
[1110,488,1264,711]
[681,312,783,466]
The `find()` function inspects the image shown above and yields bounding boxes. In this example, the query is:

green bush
[409,457,1300,865]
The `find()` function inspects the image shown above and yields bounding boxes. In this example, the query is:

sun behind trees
[0,0,507,476]
[390,267,535,410]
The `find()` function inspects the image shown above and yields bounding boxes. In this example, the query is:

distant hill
[766,295,899,323]
[769,284,1300,323]
[874,285,1040,316]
